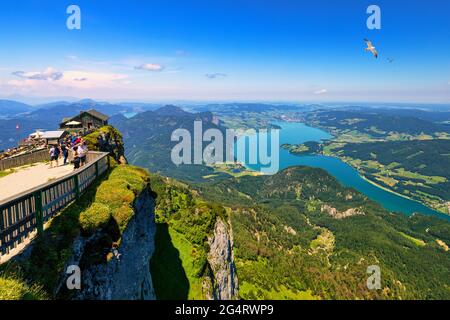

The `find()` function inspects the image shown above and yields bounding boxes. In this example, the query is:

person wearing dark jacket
[61,143,69,165]
[73,146,80,170]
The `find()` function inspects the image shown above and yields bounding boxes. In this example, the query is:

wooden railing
[0,148,49,171]
[0,152,110,259]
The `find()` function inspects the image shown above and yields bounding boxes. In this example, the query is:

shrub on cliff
[109,165,150,193]
[112,205,135,234]
[95,180,136,210]
[84,125,126,163]
[79,203,112,235]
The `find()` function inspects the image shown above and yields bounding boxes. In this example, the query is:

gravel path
[0,159,74,202]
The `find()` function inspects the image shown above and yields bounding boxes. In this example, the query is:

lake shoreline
[264,121,450,221]
[282,139,450,217]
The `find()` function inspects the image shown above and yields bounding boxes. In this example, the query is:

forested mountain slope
[195,166,450,299]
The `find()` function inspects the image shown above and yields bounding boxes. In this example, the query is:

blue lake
[123,112,138,119]
[238,121,450,221]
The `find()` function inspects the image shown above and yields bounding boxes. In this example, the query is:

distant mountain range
[111,105,228,182]
[191,102,301,114]
[0,100,34,118]
[0,99,156,151]
[306,110,450,137]
[1,99,301,152]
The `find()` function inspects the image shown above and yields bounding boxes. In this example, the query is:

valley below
[262,121,450,220]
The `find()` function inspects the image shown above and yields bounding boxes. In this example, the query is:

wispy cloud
[313,88,328,95]
[175,50,187,56]
[135,63,164,72]
[12,67,63,81]
[7,70,129,93]
[205,73,227,79]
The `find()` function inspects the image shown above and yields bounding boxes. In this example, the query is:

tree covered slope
[195,166,450,299]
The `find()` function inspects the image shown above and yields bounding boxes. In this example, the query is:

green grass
[0,274,48,300]
[0,169,14,178]
[150,225,204,300]
[310,229,335,252]
[399,232,426,247]
[169,228,205,299]
[393,168,446,184]
[239,282,319,300]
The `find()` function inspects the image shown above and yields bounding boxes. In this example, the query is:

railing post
[34,191,44,235]
[74,174,80,199]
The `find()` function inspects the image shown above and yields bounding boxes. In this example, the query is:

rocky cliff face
[205,218,239,300]
[321,204,365,219]
[62,189,157,300]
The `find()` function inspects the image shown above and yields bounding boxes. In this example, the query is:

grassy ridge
[149,174,228,300]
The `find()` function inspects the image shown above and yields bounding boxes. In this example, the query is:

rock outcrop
[61,189,156,300]
[321,204,365,219]
[205,218,239,300]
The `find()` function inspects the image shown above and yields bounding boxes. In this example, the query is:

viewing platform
[0,159,74,202]
[0,151,110,263]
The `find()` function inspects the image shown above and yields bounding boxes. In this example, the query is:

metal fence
[0,151,110,258]
[0,148,49,171]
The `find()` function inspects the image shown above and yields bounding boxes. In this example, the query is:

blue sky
[0,0,449,103]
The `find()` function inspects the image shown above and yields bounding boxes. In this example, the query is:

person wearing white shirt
[77,142,88,166]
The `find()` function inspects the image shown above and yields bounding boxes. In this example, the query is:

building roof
[40,131,67,139]
[60,109,110,125]
[85,109,109,121]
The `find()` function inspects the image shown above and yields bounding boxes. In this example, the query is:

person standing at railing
[49,145,58,169]
[73,146,81,170]
[77,141,88,167]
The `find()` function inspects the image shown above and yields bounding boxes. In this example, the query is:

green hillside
[336,139,450,213]
[196,166,450,299]
[111,106,230,183]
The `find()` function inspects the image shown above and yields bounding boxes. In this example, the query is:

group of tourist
[49,132,89,170]
[0,140,46,161]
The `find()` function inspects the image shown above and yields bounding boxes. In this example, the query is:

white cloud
[135,63,164,72]
[7,70,129,93]
[205,73,227,79]
[314,88,328,95]
[63,71,129,87]
[12,67,63,81]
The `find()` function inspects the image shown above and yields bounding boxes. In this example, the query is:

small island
[281,141,323,155]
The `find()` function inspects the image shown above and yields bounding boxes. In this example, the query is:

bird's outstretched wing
[364,39,377,58]
[373,49,378,58]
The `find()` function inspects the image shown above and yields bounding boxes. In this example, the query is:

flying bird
[364,39,378,58]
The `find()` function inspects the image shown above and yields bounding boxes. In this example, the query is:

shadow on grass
[150,224,189,300]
